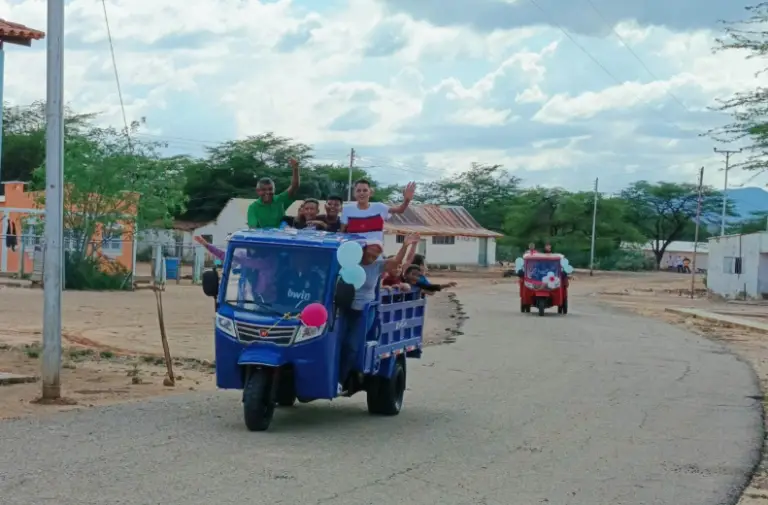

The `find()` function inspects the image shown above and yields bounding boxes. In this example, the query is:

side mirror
[202,269,219,298]
[334,278,355,311]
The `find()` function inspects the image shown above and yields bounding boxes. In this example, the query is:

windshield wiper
[224,299,287,317]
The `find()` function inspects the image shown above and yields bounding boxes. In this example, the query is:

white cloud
[1,0,763,192]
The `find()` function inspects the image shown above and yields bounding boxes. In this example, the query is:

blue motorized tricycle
[201,229,426,431]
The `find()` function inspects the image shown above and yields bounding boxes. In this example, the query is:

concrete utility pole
[691,166,704,299]
[589,177,598,276]
[347,148,355,201]
[714,147,742,236]
[42,0,65,400]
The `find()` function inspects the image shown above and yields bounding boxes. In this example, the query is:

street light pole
[714,147,741,236]
[42,0,65,400]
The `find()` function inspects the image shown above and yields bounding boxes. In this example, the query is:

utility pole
[347,148,355,201]
[714,147,741,236]
[42,0,65,400]
[691,167,704,299]
[589,177,598,276]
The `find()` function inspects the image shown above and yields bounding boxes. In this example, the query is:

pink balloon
[301,303,328,327]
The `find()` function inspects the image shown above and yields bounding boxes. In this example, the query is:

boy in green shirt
[247,158,301,228]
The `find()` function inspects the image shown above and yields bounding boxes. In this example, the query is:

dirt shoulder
[0,282,465,420]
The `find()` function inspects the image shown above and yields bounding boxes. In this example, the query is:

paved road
[0,284,762,505]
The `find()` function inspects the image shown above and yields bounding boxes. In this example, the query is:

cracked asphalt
[0,283,763,505]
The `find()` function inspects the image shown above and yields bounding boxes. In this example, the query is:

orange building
[0,181,137,276]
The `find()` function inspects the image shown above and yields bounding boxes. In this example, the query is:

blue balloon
[337,241,363,268]
[341,265,366,289]
[564,264,573,274]
[514,257,524,271]
[560,257,570,266]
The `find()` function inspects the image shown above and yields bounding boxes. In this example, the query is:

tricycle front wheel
[243,368,275,431]
[537,298,546,316]
[367,360,406,416]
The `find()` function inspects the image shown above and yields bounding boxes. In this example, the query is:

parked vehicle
[518,253,569,316]
[201,229,426,431]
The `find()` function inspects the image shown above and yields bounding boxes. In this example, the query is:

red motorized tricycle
[518,253,569,316]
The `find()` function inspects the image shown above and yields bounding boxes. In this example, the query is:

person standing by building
[247,158,300,229]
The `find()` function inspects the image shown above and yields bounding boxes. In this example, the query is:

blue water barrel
[165,257,181,280]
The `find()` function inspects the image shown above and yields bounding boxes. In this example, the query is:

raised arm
[385,233,420,270]
[388,182,416,215]
[287,158,300,197]
[402,239,419,268]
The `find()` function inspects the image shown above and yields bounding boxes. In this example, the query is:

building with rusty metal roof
[285,200,502,267]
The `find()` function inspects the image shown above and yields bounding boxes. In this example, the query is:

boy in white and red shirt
[340,179,416,241]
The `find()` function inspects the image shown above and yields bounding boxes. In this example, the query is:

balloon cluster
[560,257,574,274]
[337,241,365,289]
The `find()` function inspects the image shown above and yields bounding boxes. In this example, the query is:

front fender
[237,346,288,367]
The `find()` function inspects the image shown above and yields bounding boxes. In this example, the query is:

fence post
[193,245,204,284]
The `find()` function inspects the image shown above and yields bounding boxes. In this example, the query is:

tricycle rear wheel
[537,298,546,316]
[367,359,406,416]
[243,368,275,431]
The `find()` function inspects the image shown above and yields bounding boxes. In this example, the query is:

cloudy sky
[3,0,764,193]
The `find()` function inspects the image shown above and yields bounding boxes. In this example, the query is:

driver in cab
[274,251,326,309]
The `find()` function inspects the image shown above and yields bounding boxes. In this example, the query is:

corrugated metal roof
[285,200,502,238]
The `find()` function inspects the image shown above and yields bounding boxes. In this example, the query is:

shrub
[64,252,132,290]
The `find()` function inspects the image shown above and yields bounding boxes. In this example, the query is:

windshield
[224,244,331,315]
[525,259,561,282]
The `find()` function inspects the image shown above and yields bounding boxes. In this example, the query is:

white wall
[650,249,709,270]
[383,233,497,266]
[195,200,249,246]
[707,233,768,299]
[136,229,195,259]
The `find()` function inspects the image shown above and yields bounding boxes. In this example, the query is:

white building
[136,220,209,261]
[624,240,709,270]
[707,232,768,300]
[285,200,501,267]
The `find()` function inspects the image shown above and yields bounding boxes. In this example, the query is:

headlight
[216,315,236,338]
[294,323,326,343]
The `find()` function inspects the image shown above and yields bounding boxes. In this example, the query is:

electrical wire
[100,0,132,150]
[582,0,691,112]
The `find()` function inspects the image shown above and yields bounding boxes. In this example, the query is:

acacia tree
[621,181,729,268]
[708,3,768,172]
[419,163,520,231]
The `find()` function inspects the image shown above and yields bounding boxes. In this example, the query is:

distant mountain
[727,187,768,220]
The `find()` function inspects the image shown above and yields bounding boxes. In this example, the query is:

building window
[396,234,405,243]
[63,229,83,252]
[102,227,123,254]
[723,256,743,275]
[432,236,455,245]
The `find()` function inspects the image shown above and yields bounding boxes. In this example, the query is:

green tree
[33,120,188,265]
[2,100,95,186]
[503,188,644,266]
[418,163,519,231]
[708,3,768,172]
[621,181,728,268]
[729,210,768,234]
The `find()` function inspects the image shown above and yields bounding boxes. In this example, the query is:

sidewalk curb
[665,307,768,335]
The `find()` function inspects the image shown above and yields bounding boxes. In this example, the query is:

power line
[100,0,131,149]
[582,0,690,112]
[526,0,712,169]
